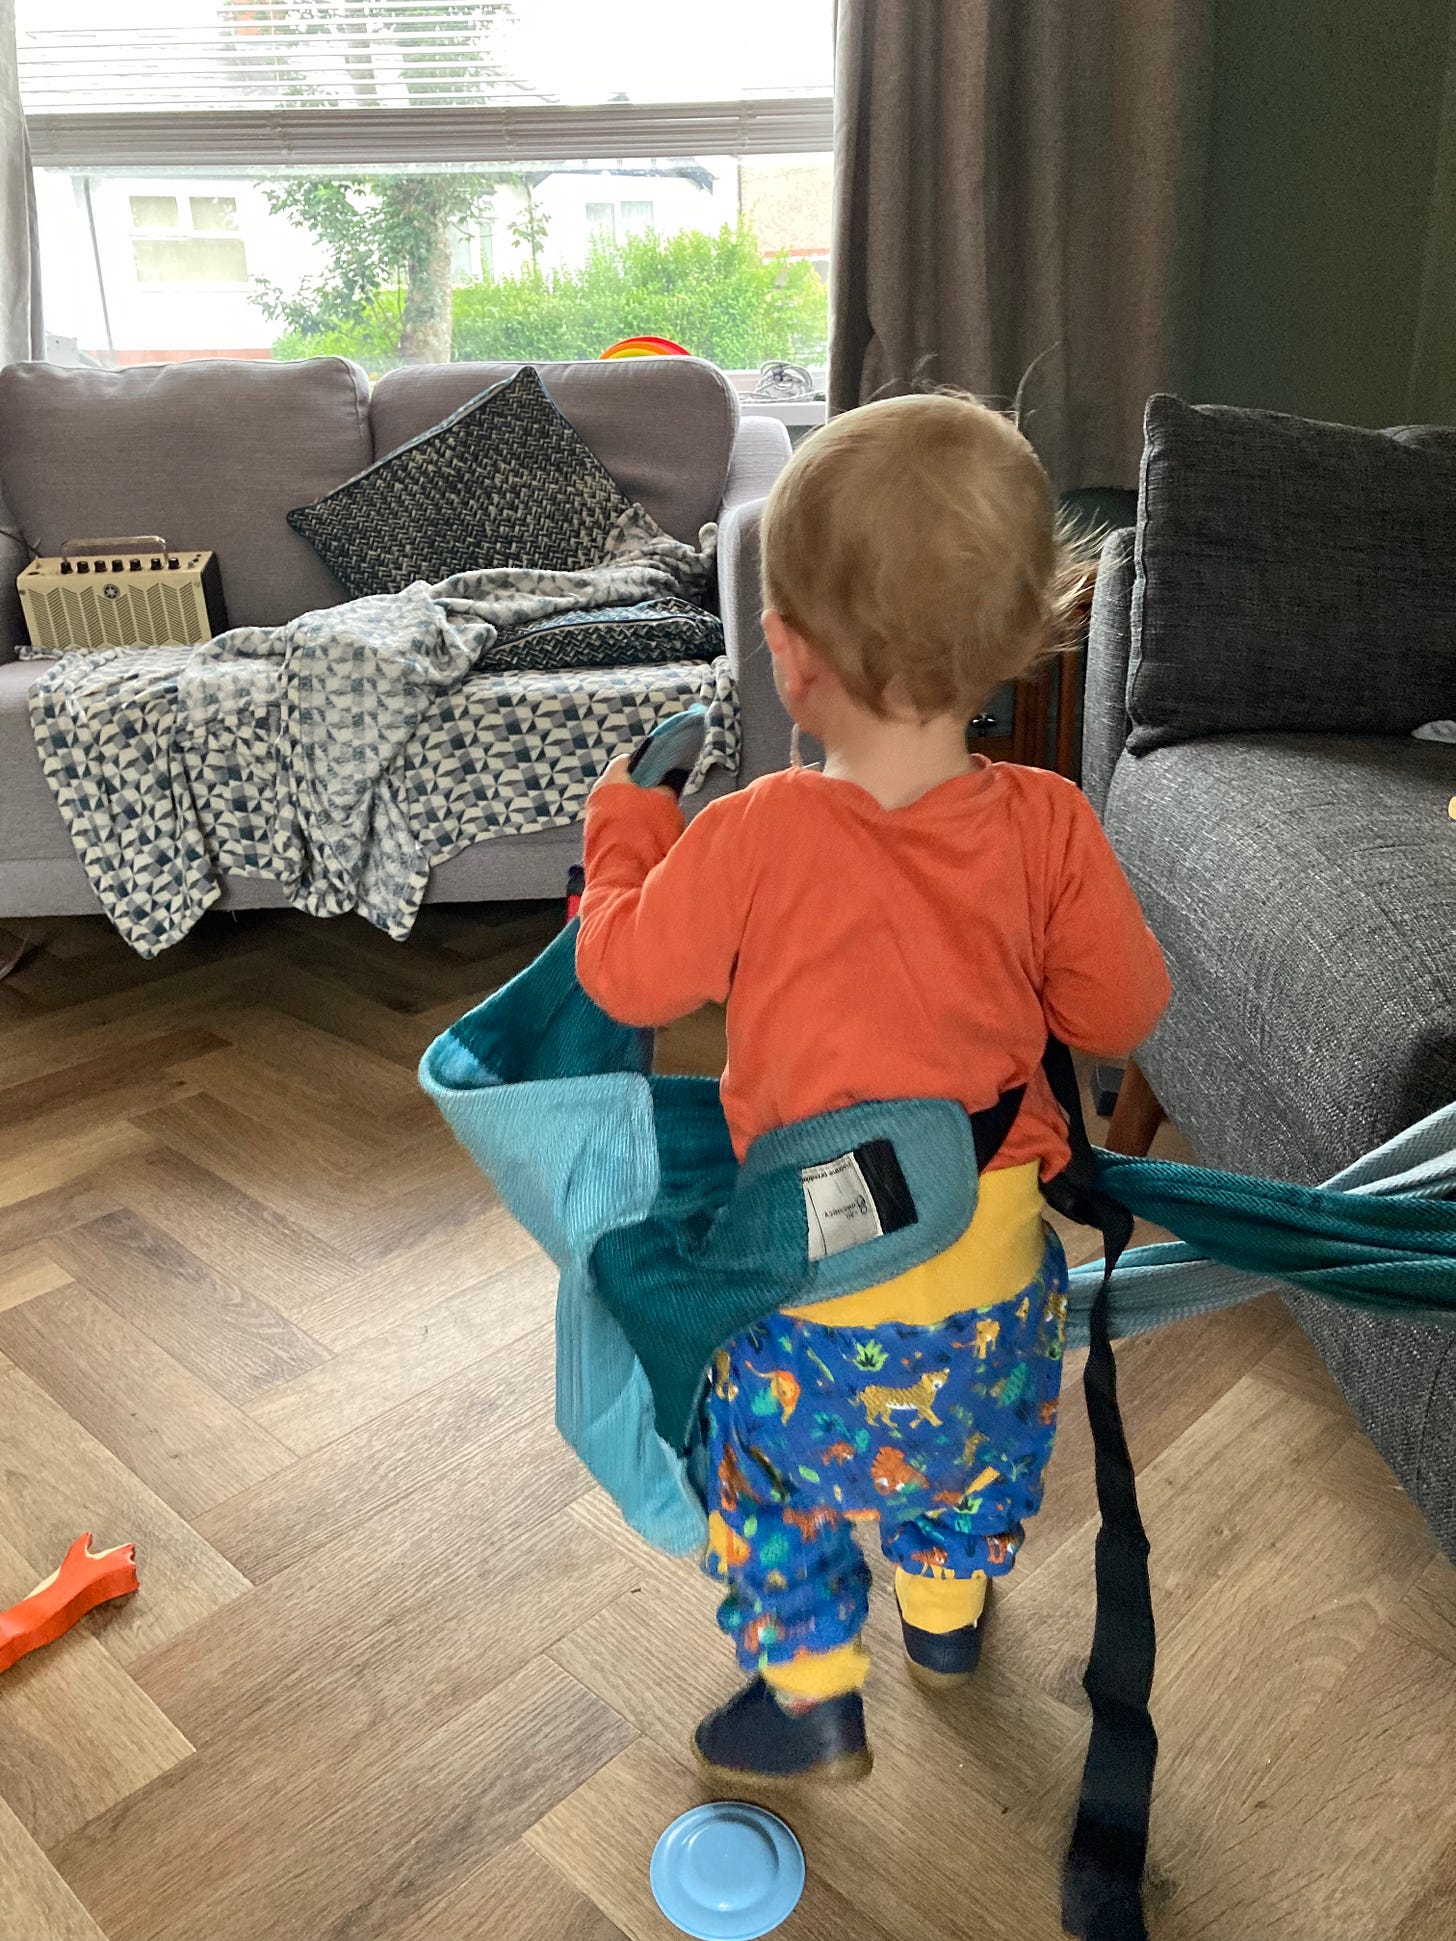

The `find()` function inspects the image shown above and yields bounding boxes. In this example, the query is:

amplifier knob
[111,558,122,572]
[76,560,89,573]
[60,557,72,574]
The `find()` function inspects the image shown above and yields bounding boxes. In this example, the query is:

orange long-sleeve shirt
[578,761,1169,1178]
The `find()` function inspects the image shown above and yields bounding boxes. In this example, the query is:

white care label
[802,1151,884,1261]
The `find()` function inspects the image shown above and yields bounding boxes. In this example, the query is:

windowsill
[739,398,828,428]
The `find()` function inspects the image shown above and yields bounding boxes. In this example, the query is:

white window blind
[18,1,833,168]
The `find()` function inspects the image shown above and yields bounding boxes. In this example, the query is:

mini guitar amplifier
[18,535,227,651]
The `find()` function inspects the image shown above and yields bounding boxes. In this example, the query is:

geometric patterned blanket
[26,507,738,957]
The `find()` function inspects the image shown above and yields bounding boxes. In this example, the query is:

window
[21,3,832,378]
[130,192,248,286]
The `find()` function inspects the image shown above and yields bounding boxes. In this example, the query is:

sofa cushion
[1104,734,1456,1185]
[369,356,738,544]
[1129,396,1456,754]
[0,358,372,630]
[288,367,634,598]
[482,598,723,673]
[0,659,75,864]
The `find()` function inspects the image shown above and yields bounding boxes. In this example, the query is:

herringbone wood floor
[1,904,1453,1941]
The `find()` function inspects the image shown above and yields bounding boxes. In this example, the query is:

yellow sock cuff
[895,1567,987,1634]
[762,1642,871,1700]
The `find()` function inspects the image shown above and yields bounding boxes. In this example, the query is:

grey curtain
[1410,11,1456,423]
[1,0,43,365]
[830,1,1210,489]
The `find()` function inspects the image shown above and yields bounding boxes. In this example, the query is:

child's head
[760,392,1077,729]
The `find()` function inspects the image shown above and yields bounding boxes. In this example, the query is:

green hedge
[271,223,828,372]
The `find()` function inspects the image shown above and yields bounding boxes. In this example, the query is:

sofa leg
[1105,1058,1165,1157]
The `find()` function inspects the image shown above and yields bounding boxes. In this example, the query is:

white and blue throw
[27,507,738,957]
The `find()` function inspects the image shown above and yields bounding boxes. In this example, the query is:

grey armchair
[1083,394,1456,1553]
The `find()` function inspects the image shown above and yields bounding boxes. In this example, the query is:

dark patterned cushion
[1129,395,1456,753]
[481,597,723,673]
[286,365,633,597]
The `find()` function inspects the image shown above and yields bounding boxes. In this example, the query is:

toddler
[576,392,1169,1784]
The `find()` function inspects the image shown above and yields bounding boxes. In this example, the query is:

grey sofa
[1084,394,1456,1552]
[0,354,794,918]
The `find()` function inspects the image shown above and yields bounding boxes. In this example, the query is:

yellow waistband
[784,1160,1046,1327]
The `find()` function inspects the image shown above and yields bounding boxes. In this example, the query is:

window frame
[24,99,833,172]
[127,189,251,291]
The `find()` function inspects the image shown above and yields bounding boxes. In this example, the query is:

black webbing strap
[970,1083,1026,1172]
[1040,1038,1157,1941]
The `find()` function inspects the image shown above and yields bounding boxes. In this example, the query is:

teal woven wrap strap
[1065,1100,1456,1346]
[421,918,1456,1546]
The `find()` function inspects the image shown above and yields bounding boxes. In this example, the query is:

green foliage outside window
[265,221,828,372]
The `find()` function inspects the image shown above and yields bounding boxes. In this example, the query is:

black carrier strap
[969,1084,1026,1172]
[1040,1038,1157,1941]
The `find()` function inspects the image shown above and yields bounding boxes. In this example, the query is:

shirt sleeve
[1040,784,1171,1056]
[576,783,756,1026]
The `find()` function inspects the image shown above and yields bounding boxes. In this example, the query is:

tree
[243,1,519,364]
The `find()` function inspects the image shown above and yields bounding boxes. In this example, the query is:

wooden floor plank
[0,1243,72,1313]
[176,1041,405,1170]
[0,958,263,1082]
[245,1249,558,1454]
[58,1512,639,1939]
[297,1201,539,1350]
[0,1796,111,1941]
[0,1365,249,1665]
[121,1660,632,1941]
[0,1534,193,1851]
[49,1209,330,1405]
[0,1026,224,1136]
[219,1001,438,1131]
[0,1172,127,1263]
[392,1840,626,1941]
[97,1143,357,1333]
[0,1284,295,1519]
[0,1121,153,1215]
[1159,1613,1456,1939]
[195,1322,572,1580]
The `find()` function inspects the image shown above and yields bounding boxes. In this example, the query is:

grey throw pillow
[287,365,633,597]
[481,597,723,673]
[1128,395,1456,753]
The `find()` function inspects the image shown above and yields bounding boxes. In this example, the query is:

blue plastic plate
[650,1802,806,1940]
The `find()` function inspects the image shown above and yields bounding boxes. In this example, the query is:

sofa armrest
[1080,528,1135,817]
[0,493,26,662]
[718,496,793,783]
[720,413,792,514]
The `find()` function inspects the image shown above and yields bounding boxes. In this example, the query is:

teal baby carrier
[419,717,1456,1941]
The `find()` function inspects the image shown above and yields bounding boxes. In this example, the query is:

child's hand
[595,754,636,790]
[592,752,678,803]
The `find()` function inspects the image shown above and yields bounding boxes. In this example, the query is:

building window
[131,193,248,285]
[585,201,615,241]
[621,199,653,235]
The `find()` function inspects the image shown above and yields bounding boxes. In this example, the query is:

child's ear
[762,610,816,701]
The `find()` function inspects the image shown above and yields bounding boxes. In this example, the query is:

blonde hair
[761,391,1083,720]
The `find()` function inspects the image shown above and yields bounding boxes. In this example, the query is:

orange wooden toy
[0,1533,139,1673]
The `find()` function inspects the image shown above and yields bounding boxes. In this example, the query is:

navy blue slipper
[897,1590,984,1689]
[693,1677,873,1785]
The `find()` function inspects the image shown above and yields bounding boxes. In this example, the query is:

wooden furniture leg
[1105,1058,1166,1157]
